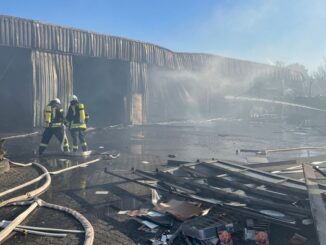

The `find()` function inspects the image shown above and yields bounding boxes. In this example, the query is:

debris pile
[106,158,324,244]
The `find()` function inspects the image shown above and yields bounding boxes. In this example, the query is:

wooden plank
[303,164,326,245]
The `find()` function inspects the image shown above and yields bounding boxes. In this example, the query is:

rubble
[107,157,325,244]
[154,199,203,221]
[291,233,308,245]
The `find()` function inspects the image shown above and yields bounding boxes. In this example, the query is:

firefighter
[39,98,69,155]
[66,95,89,152]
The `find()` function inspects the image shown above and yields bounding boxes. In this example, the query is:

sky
[1,0,326,71]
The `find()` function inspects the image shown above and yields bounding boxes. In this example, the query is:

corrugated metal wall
[0,15,306,127]
[0,15,305,81]
[31,51,73,127]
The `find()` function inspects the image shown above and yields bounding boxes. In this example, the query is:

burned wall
[31,51,73,127]
[0,15,306,129]
[0,46,32,132]
[73,56,129,127]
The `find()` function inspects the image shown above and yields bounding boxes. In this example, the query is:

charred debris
[105,153,326,245]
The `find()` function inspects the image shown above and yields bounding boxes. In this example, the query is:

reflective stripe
[72,145,78,149]
[40,143,48,147]
[51,122,63,127]
[81,142,87,146]
[71,123,86,129]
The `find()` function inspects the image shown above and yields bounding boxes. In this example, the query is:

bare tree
[312,59,326,96]
[287,63,312,97]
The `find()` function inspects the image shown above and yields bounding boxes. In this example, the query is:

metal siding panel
[83,32,88,55]
[4,18,9,45]
[0,18,3,45]
[32,50,73,127]
[28,21,32,47]
[0,16,305,82]
[58,27,63,52]
[39,24,44,49]
[71,30,76,54]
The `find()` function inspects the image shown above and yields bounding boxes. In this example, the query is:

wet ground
[0,119,325,244]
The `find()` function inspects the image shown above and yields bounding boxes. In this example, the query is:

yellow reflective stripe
[70,124,79,128]
[40,143,48,147]
[72,145,78,149]
[60,109,64,112]
[51,123,63,127]
[81,142,87,146]
[71,123,86,129]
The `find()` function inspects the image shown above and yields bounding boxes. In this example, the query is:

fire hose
[0,154,119,244]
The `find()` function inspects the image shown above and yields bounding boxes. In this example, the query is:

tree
[312,59,326,96]
[287,63,311,97]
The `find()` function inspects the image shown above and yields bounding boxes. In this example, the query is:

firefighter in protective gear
[66,95,89,152]
[39,98,70,155]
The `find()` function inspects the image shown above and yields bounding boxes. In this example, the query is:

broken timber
[104,168,303,228]
[303,164,326,245]
[200,160,326,196]
[134,169,308,215]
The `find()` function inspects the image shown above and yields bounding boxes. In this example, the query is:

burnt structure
[0,15,304,131]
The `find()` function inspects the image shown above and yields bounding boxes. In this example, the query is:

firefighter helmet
[53,98,61,104]
[71,95,78,102]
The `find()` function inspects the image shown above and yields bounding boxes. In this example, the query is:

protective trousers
[70,128,88,152]
[39,127,69,155]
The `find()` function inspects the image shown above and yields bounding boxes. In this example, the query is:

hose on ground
[8,199,94,245]
[0,201,39,243]
[0,154,119,244]
[0,162,51,208]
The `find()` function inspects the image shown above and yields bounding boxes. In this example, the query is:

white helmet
[54,98,61,104]
[71,95,78,102]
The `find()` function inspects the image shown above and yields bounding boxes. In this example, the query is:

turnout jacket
[44,101,65,128]
[66,101,89,129]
